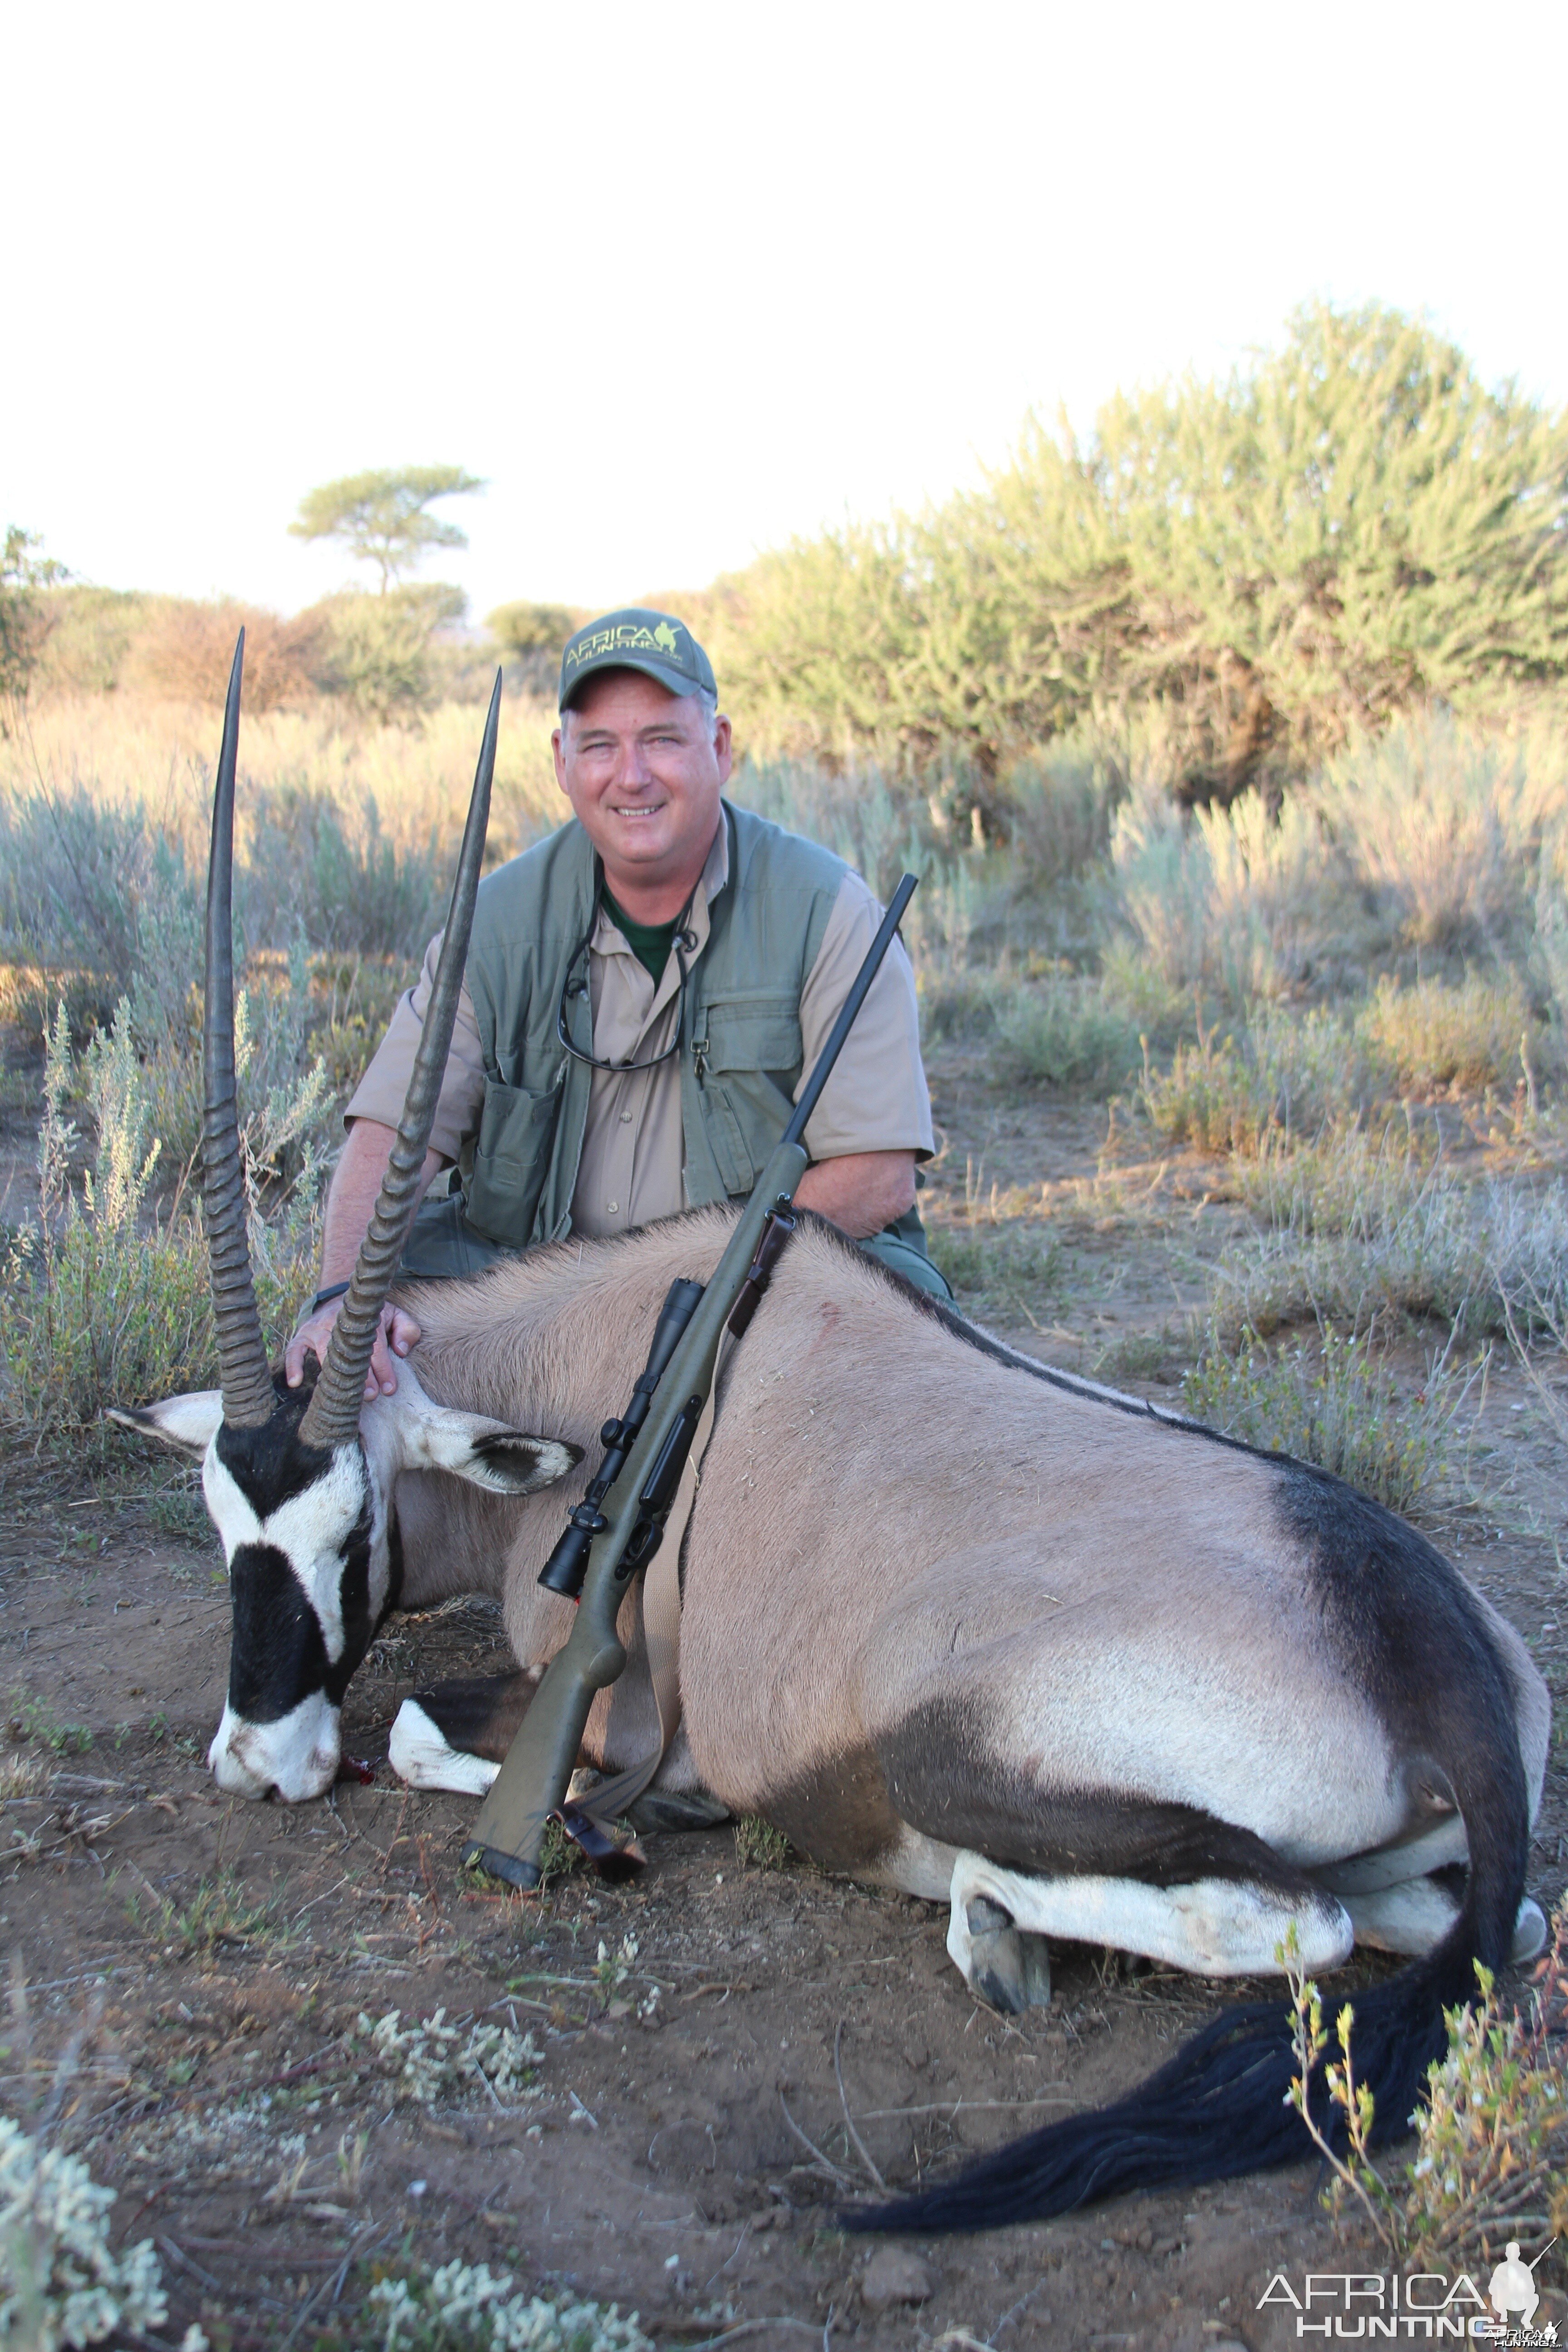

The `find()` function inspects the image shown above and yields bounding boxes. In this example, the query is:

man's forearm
[320,1119,448,1285]
[794,1148,917,1239]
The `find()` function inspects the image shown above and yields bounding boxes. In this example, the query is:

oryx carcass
[118,645,1552,2232]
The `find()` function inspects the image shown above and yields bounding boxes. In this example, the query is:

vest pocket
[702,998,803,1076]
[465,1077,563,1248]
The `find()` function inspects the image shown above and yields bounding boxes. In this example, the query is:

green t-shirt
[600,884,680,984]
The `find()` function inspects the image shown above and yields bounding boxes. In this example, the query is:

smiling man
[287,607,942,1398]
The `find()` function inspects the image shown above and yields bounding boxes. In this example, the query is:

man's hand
[285,1117,447,1402]
[285,1297,422,1402]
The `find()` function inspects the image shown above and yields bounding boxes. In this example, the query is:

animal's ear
[107,1395,225,1458]
[404,1411,582,1495]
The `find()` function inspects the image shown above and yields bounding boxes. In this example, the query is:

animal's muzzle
[207,1693,341,1801]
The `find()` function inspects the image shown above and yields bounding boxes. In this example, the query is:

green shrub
[1357,970,1540,1095]
[992,976,1141,1093]
[926,1220,1061,1311]
[1182,1325,1467,1512]
[0,1004,318,1435]
[241,783,442,959]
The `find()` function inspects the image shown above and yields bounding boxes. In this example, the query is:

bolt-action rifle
[464,872,919,1890]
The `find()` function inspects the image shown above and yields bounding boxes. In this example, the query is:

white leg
[1341,1878,1545,1964]
[946,1850,1353,1990]
[388,1698,499,1797]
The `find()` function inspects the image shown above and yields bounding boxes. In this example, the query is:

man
[287,608,943,1401]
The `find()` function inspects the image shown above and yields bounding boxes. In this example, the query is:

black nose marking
[228,1542,330,1722]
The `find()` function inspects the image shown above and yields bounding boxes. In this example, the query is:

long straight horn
[299,672,501,1451]
[204,631,276,1429]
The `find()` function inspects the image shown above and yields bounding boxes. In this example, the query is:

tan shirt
[346,818,934,1240]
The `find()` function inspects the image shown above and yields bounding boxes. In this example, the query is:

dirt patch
[2,1063,1564,2346]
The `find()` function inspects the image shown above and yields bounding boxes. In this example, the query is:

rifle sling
[568,1207,798,1844]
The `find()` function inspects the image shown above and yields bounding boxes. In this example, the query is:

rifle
[464,871,919,1889]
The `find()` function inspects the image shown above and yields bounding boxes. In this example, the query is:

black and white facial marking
[111,1361,580,1803]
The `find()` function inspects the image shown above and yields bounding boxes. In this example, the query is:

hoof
[1512,1897,1548,1965]
[966,1895,1051,2015]
[627,1788,732,1834]
[388,1699,499,1797]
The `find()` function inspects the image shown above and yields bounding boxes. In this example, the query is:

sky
[6,0,1567,624]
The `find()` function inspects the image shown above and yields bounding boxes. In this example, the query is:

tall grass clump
[0,1004,319,1437]
[1182,1324,1469,1512]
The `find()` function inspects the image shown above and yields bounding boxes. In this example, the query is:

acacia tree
[289,465,485,592]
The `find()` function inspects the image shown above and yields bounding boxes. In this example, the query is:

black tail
[848,1764,1527,2233]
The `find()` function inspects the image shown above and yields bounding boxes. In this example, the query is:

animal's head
[112,639,578,1800]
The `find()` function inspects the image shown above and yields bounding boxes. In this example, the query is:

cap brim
[560,654,707,711]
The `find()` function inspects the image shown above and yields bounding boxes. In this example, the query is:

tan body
[390,1210,1550,1988]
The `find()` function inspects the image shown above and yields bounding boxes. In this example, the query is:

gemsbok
[116,644,1551,2231]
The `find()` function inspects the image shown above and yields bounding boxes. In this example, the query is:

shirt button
[619,1110,633,1124]
[607,1201,619,1215]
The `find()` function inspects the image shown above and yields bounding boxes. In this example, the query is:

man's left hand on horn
[284,607,945,1400]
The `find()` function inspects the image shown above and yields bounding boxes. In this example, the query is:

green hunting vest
[400,800,942,1291]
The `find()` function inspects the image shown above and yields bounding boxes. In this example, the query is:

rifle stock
[463,872,918,1889]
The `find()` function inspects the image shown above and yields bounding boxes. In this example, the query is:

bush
[1283,1899,1568,2265]
[993,976,1141,1092]
[1315,711,1553,955]
[0,1004,319,1435]
[241,783,443,958]
[1141,1006,1369,1154]
[0,2112,172,2350]
[126,596,328,710]
[1181,1324,1468,1513]
[1357,970,1541,1095]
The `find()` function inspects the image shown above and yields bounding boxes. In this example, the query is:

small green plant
[356,2009,542,2107]
[733,1815,792,1871]
[589,1936,639,2004]
[1182,1325,1469,1513]
[1279,1898,1568,2263]
[133,1869,277,1959]
[367,2259,649,2352]
[7,1695,92,1757]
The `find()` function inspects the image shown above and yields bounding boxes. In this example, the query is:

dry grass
[4,690,564,870]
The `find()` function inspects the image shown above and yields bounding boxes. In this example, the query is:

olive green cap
[558,607,716,711]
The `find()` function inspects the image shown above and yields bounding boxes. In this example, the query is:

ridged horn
[203,630,276,1428]
[298,671,500,1450]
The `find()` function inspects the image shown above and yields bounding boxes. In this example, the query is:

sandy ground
[1,1054,1564,2349]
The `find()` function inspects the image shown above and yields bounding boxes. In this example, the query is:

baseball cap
[558,607,717,711]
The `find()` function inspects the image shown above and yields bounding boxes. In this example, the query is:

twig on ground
[833,2019,886,2193]
[779,2089,853,2187]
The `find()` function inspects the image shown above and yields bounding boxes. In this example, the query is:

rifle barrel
[784,872,917,1148]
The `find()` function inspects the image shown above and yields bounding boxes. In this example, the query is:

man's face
[553,669,731,899]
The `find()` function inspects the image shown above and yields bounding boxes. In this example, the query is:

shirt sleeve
[794,873,935,1162]
[342,928,487,1166]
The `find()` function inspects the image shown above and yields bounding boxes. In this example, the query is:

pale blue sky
[5,0,1564,622]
